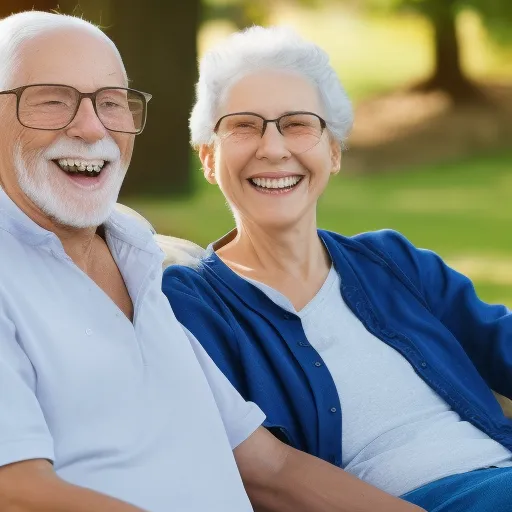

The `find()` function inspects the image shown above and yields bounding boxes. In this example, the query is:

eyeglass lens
[18,85,145,134]
[216,113,324,152]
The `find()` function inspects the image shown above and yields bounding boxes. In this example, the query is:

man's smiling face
[0,26,135,228]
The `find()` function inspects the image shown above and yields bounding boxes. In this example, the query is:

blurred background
[2,0,512,303]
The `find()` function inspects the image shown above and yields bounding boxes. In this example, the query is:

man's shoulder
[0,228,55,314]
[106,208,161,255]
[113,203,155,234]
[0,225,40,267]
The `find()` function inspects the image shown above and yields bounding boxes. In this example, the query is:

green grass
[126,151,512,306]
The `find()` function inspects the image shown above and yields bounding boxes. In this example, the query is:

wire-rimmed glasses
[214,111,327,153]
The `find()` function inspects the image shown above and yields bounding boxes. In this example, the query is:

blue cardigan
[162,229,512,466]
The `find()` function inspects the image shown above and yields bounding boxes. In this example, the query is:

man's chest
[85,237,134,321]
[3,245,153,426]
[15,278,146,433]
[9,272,225,459]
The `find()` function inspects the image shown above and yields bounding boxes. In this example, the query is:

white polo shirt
[0,188,264,511]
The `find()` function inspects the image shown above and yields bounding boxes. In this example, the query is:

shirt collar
[0,186,54,246]
[0,186,161,257]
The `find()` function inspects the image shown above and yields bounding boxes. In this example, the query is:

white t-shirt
[243,266,512,496]
[0,188,264,511]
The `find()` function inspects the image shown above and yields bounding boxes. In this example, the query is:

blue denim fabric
[401,467,512,511]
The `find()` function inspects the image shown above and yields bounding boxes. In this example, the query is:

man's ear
[199,144,216,184]
[330,140,342,175]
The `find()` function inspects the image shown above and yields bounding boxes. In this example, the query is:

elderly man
[0,10,426,512]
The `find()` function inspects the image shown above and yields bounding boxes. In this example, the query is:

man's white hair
[190,25,353,148]
[0,10,127,89]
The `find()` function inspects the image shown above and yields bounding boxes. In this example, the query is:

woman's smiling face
[200,69,341,231]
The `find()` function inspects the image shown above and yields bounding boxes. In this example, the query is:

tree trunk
[2,1,199,197]
[108,0,200,198]
[413,2,485,103]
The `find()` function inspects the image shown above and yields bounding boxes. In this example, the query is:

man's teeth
[57,159,105,174]
[250,176,302,189]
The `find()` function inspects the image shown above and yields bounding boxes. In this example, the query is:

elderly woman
[162,26,512,511]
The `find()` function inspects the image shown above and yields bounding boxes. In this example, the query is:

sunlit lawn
[127,151,512,306]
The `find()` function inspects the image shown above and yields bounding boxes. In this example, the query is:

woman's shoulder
[163,262,213,296]
[163,261,207,279]
[162,260,241,326]
[163,257,245,309]
[320,228,418,258]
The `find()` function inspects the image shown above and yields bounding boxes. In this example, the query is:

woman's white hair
[190,25,353,148]
[0,10,127,90]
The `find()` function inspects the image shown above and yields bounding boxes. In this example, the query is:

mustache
[42,137,121,162]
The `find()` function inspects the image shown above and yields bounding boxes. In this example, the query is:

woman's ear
[199,144,217,184]
[330,140,342,175]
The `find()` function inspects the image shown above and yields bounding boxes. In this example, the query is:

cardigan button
[314,361,322,367]
[330,407,337,413]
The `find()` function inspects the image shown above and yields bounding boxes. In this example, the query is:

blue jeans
[401,467,512,511]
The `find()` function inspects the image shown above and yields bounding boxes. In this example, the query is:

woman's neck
[216,215,332,310]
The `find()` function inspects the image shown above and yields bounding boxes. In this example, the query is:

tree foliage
[202,0,272,28]
[363,0,512,44]
[204,0,510,102]
[362,0,511,99]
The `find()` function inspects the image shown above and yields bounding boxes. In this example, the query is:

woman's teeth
[249,176,302,190]
[56,159,105,176]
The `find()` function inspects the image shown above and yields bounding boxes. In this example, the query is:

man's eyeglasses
[0,84,152,135]
[214,111,327,153]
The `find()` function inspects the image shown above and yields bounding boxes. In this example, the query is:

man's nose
[64,98,107,143]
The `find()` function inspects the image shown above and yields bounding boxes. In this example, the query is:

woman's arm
[235,427,425,512]
[359,229,512,398]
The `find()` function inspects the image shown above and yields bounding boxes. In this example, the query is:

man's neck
[55,224,100,271]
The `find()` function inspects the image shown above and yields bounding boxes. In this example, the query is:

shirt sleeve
[182,326,265,449]
[361,229,512,399]
[0,302,54,467]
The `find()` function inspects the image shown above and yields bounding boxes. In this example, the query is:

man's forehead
[12,28,127,90]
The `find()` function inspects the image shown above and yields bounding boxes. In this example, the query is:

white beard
[13,136,127,229]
